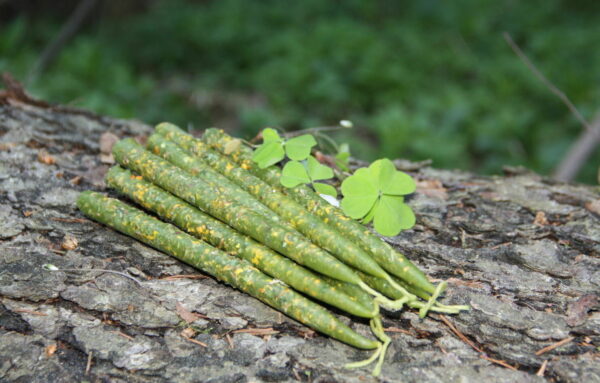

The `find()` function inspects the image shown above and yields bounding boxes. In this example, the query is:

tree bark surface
[1,87,599,383]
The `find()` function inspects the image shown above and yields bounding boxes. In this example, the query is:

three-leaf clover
[252,128,337,197]
[280,156,337,197]
[252,128,317,168]
[340,158,416,236]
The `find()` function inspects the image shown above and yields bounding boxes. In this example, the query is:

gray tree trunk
[1,84,599,383]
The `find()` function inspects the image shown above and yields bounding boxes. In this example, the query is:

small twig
[503,32,591,132]
[183,337,208,348]
[553,113,600,181]
[111,331,134,341]
[383,327,411,335]
[292,368,302,381]
[160,274,209,280]
[14,309,48,316]
[439,315,518,370]
[43,264,143,286]
[225,333,234,349]
[314,131,340,153]
[438,315,484,353]
[51,217,88,223]
[85,351,93,375]
[480,355,518,370]
[282,121,352,139]
[281,126,341,138]
[503,32,600,181]
[27,0,99,83]
[232,327,279,336]
[536,360,548,377]
[535,336,575,356]
[435,339,448,354]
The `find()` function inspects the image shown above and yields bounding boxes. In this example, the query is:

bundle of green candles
[77,123,468,376]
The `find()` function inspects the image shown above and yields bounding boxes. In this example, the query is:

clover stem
[314,131,340,153]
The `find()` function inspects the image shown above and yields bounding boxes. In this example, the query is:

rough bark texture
[1,85,599,383]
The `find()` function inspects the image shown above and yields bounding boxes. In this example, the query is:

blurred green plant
[1,0,599,182]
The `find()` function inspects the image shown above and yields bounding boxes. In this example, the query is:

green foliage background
[1,0,599,182]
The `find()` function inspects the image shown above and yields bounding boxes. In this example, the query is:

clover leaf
[285,134,317,160]
[252,128,285,168]
[373,195,415,236]
[370,158,415,195]
[307,155,333,181]
[307,156,336,197]
[252,129,336,197]
[313,182,337,197]
[340,158,416,236]
[280,155,337,197]
[262,128,281,142]
[340,168,377,218]
[280,161,310,188]
[252,129,317,168]
[361,199,379,224]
